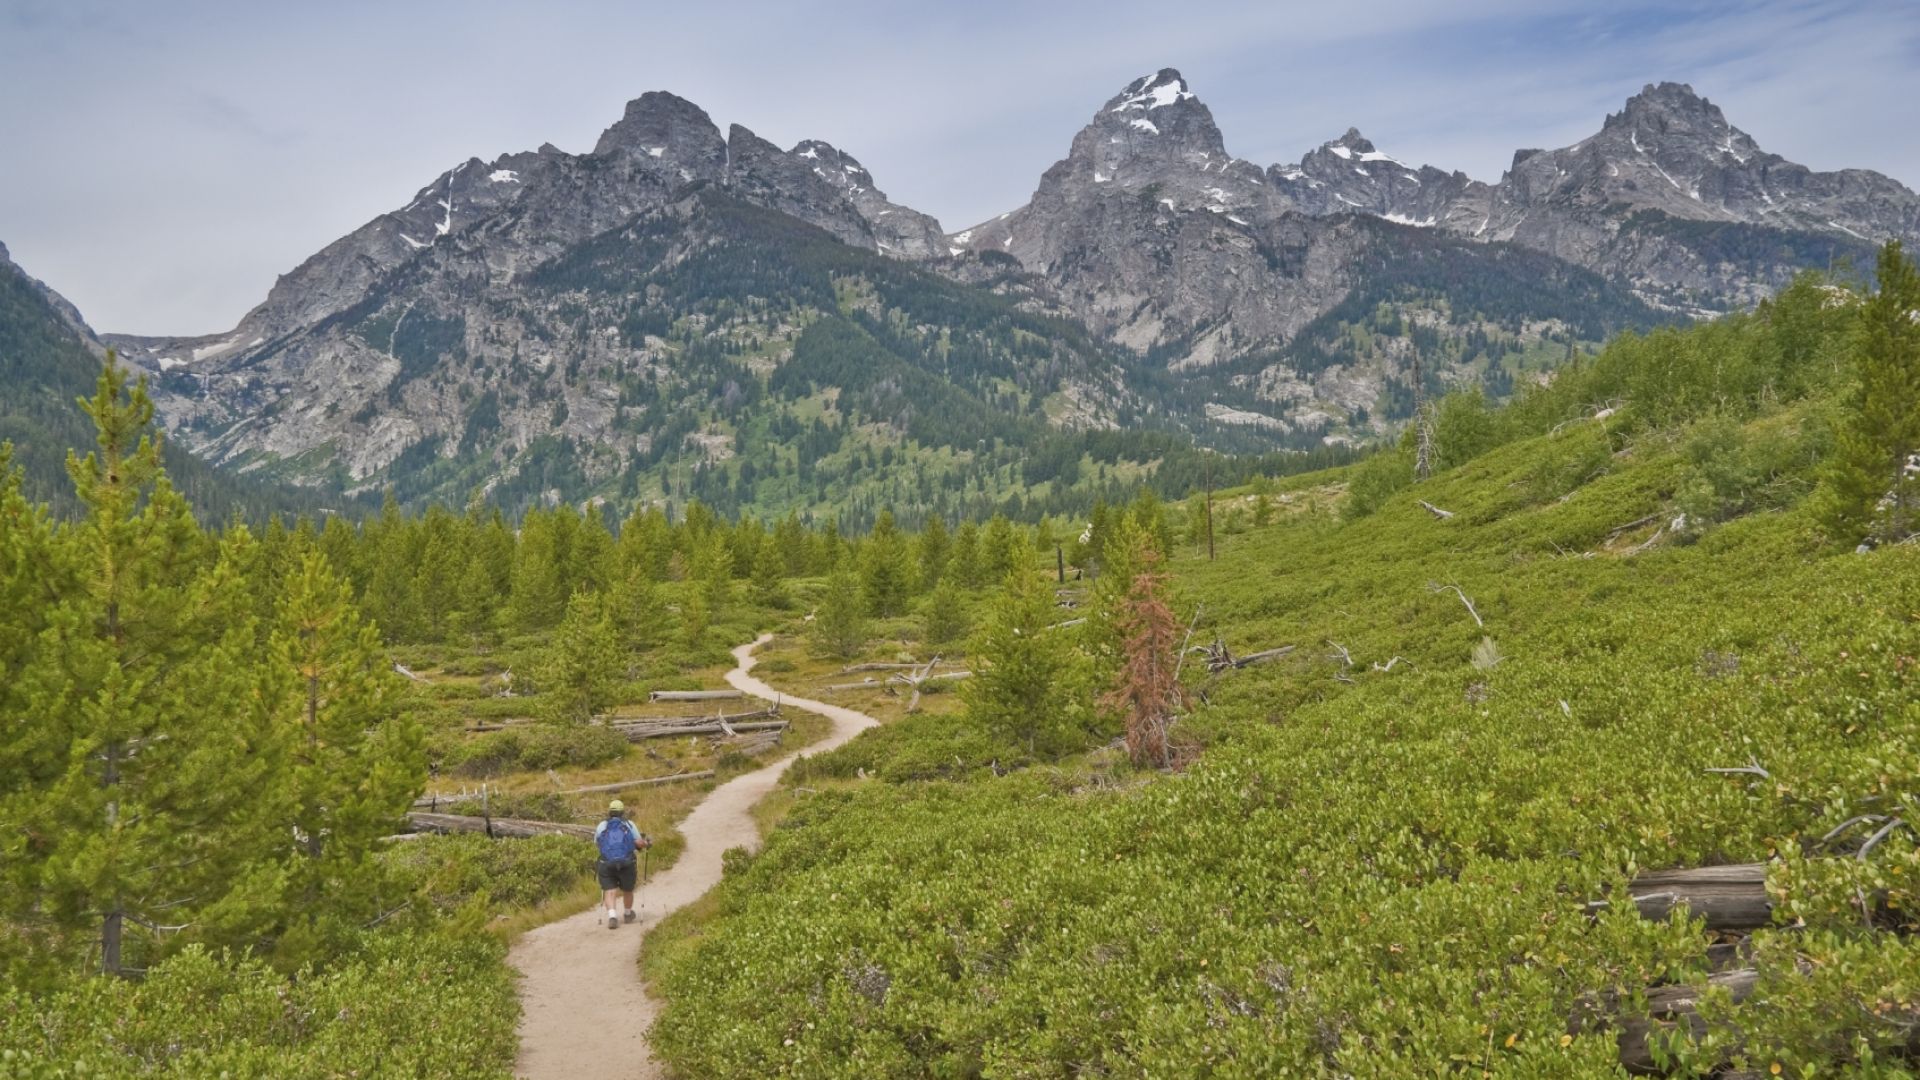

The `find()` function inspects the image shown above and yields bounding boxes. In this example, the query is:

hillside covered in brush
[642,256,1920,1076]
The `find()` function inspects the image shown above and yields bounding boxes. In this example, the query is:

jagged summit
[591,91,727,164]
[1105,69,1198,112]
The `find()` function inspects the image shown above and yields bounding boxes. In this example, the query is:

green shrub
[1342,448,1413,519]
[0,930,516,1077]
[445,723,629,778]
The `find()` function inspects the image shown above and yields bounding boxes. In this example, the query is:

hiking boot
[607,913,619,930]
[623,910,637,924]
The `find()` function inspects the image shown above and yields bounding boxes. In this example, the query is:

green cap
[608,799,625,813]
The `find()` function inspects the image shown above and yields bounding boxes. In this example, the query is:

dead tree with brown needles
[1101,547,1186,769]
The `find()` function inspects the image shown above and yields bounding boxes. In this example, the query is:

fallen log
[605,704,781,728]
[404,811,592,840]
[648,689,744,703]
[611,719,788,742]
[839,662,937,674]
[1588,864,1772,932]
[1417,500,1455,520]
[823,678,892,693]
[556,770,714,795]
[1569,969,1760,1075]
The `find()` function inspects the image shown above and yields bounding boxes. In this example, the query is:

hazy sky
[3,0,1915,334]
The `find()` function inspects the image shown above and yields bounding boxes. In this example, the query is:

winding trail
[510,635,877,1079]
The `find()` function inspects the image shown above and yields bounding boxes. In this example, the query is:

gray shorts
[597,858,637,892]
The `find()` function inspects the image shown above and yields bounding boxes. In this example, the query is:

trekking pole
[643,844,651,884]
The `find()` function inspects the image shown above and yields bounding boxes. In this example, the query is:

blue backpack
[597,817,638,864]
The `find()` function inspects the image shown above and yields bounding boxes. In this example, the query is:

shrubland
[645,251,1920,1076]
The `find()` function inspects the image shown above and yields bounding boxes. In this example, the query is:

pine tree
[362,496,420,642]
[1129,489,1175,559]
[774,511,813,576]
[574,503,616,595]
[255,551,423,965]
[750,535,789,609]
[695,530,734,616]
[1823,241,1920,545]
[964,566,1091,757]
[921,577,969,648]
[679,586,710,649]
[861,508,912,616]
[981,513,1022,583]
[1100,543,1184,769]
[538,591,623,723]
[949,521,983,589]
[511,509,566,632]
[8,364,278,977]
[609,564,667,650]
[811,556,869,659]
[917,514,951,586]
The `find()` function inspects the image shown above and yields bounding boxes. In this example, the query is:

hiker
[595,799,652,929]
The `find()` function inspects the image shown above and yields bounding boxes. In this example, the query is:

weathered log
[556,770,714,795]
[1606,864,1773,932]
[648,689,744,702]
[823,678,893,693]
[611,720,788,742]
[1229,645,1295,669]
[1417,500,1455,520]
[1569,969,1760,1075]
[404,812,593,840]
[414,769,714,808]
[605,705,781,728]
[839,662,943,674]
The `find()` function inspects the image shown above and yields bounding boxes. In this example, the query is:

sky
[2,0,1916,335]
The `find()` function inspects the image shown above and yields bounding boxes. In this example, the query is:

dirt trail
[510,634,877,1079]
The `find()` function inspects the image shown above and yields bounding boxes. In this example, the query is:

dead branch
[1822,814,1890,847]
[1171,604,1205,681]
[1418,500,1455,520]
[1428,582,1485,628]
[1624,526,1666,556]
[364,901,413,930]
[1704,758,1771,781]
[1047,617,1087,631]
[1605,513,1661,538]
[1858,818,1912,861]
[1370,656,1408,672]
[1325,641,1354,668]
[905,655,940,714]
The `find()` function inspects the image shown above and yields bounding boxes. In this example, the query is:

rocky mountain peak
[592,91,728,178]
[792,140,874,191]
[1103,69,1197,112]
[1086,68,1228,162]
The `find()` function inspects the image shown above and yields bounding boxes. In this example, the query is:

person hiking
[594,799,652,930]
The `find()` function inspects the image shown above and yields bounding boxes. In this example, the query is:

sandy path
[510,634,877,1079]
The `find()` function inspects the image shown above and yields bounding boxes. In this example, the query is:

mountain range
[7,70,1913,518]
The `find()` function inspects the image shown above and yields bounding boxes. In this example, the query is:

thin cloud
[0,0,1912,333]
